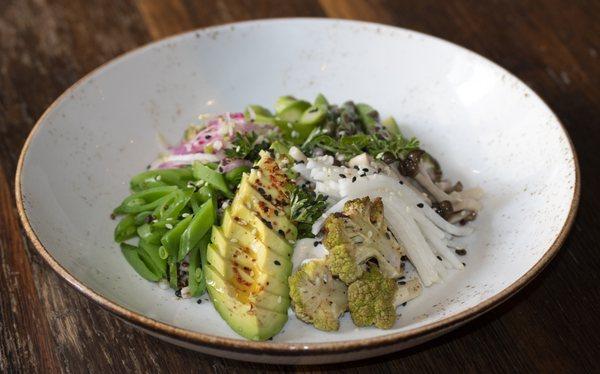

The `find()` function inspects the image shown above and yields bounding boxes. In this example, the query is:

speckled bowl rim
[15,18,580,358]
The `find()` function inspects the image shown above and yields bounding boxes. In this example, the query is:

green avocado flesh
[205,151,295,341]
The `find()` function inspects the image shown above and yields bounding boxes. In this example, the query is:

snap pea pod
[278,100,311,124]
[178,198,215,261]
[356,103,380,134]
[153,190,191,223]
[168,260,178,289]
[161,214,193,258]
[274,95,300,114]
[121,243,161,282]
[314,93,329,110]
[382,116,400,135]
[114,215,137,243]
[192,162,232,198]
[224,166,251,189]
[190,185,215,214]
[139,240,167,278]
[244,105,277,125]
[114,186,178,214]
[151,191,179,219]
[295,105,327,141]
[186,233,210,297]
[130,167,194,191]
[137,223,165,245]
[134,211,153,226]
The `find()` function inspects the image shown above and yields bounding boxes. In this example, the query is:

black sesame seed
[417,203,424,208]
[278,229,285,236]
[437,256,443,261]
[313,241,319,247]
[175,289,182,298]
[352,176,357,182]
[274,260,281,266]
[462,262,466,266]
[110,213,116,220]
[146,164,151,170]
[401,255,408,261]
[399,180,404,185]
[398,281,406,285]
[455,249,467,256]
[362,168,369,172]
[197,299,202,304]
[339,174,346,178]
[398,276,405,280]
[353,165,359,170]
[205,135,212,139]
[401,302,407,307]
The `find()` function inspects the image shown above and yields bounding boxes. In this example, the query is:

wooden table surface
[1,0,599,372]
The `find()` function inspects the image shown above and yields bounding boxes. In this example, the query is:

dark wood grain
[1,0,599,372]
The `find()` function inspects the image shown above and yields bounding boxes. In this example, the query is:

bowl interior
[19,19,576,344]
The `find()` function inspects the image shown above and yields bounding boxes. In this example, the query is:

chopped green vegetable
[192,162,233,198]
[290,185,328,238]
[121,243,161,282]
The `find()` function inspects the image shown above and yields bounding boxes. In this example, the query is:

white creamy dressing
[291,238,328,271]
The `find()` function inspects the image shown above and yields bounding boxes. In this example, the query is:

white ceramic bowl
[16,19,579,364]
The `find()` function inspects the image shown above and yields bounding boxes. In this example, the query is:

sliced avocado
[204,151,294,341]
[236,174,297,241]
[211,227,292,282]
[204,261,289,313]
[205,247,289,300]
[225,205,293,259]
[205,264,288,341]
[246,152,292,213]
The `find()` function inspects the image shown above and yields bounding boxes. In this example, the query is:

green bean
[121,243,161,282]
[114,186,178,214]
[161,214,193,258]
[178,199,215,261]
[130,167,194,191]
[114,215,137,243]
[139,240,167,277]
[192,162,232,198]
[169,260,178,289]
[224,166,251,189]
[186,233,210,297]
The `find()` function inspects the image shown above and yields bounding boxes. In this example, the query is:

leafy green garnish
[301,132,419,160]
[290,185,328,238]
[225,132,270,162]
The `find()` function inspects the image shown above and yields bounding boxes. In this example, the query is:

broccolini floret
[348,265,422,329]
[288,259,348,331]
[323,197,406,284]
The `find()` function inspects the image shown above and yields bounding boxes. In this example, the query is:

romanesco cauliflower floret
[348,265,422,329]
[288,259,348,331]
[323,197,406,284]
